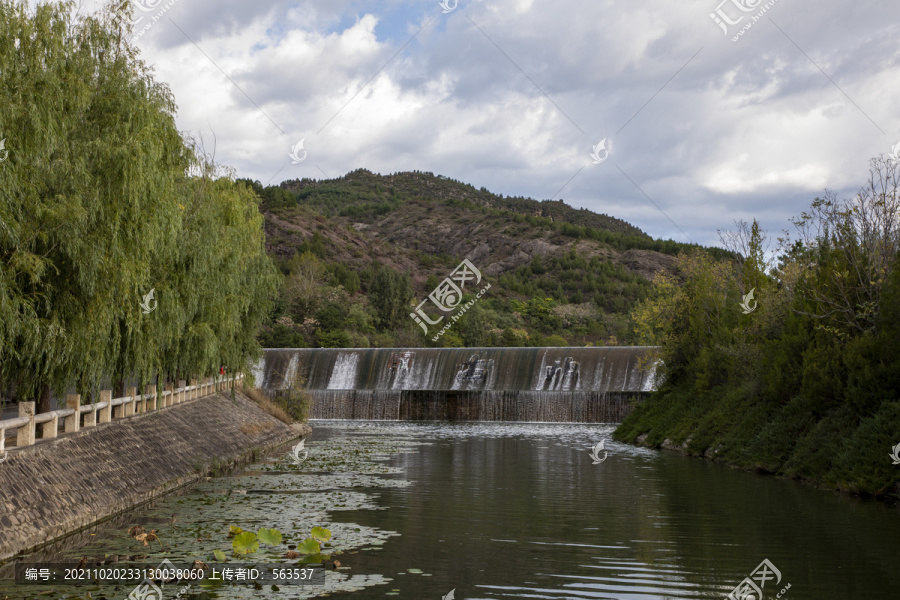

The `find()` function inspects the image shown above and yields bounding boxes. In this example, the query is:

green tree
[0,1,189,407]
[0,2,278,408]
[369,266,413,331]
[457,301,486,346]
[284,251,326,321]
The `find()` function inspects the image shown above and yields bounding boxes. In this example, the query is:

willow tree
[150,140,280,385]
[0,1,278,408]
[0,1,182,407]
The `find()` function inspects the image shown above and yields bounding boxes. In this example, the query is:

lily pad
[311,526,332,542]
[297,537,321,554]
[258,527,282,547]
[299,552,330,564]
[213,549,227,562]
[232,531,259,555]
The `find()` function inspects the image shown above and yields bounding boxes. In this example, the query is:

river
[3,421,898,599]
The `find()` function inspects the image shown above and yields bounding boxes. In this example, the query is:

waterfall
[256,347,661,422]
[327,352,360,389]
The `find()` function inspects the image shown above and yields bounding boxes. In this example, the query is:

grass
[239,421,277,435]
[244,387,294,424]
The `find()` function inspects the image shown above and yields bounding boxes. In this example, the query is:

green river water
[3,421,898,599]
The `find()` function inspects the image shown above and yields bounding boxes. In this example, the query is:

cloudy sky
[63,0,900,247]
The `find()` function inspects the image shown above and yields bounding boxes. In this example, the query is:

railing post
[83,402,96,428]
[17,402,36,447]
[145,384,154,411]
[65,394,81,433]
[113,393,125,419]
[178,380,186,404]
[191,378,198,400]
[165,382,173,407]
[126,386,137,416]
[99,390,112,423]
[43,414,59,439]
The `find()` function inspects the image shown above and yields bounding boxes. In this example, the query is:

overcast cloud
[59,0,900,246]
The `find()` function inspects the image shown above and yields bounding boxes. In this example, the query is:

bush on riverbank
[245,387,294,424]
[273,378,312,424]
[616,157,900,498]
[245,373,311,424]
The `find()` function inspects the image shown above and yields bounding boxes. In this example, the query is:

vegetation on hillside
[281,169,648,236]
[252,244,656,349]
[0,2,279,410]
[617,157,900,497]
[238,171,734,349]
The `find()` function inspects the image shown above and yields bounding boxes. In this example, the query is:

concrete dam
[254,347,661,423]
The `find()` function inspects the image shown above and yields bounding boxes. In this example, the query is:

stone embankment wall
[0,391,308,561]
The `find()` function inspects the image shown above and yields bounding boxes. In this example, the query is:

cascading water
[327,352,360,389]
[255,347,661,422]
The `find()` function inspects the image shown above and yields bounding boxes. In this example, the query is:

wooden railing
[0,374,243,455]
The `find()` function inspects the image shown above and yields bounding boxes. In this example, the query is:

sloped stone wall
[0,391,307,561]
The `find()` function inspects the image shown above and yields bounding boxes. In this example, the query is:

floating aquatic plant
[258,527,282,546]
[311,526,332,543]
[232,531,259,555]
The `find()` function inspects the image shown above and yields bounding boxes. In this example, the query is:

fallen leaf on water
[135,530,163,548]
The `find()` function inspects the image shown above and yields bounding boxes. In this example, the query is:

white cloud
[44,0,900,246]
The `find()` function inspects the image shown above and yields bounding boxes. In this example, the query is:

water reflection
[319,421,900,600]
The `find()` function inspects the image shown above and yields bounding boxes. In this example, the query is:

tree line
[619,157,900,496]
[0,1,279,411]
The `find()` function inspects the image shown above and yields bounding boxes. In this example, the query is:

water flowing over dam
[254,347,660,422]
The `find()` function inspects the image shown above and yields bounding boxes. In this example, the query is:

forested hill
[239,169,730,349]
[280,169,648,237]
